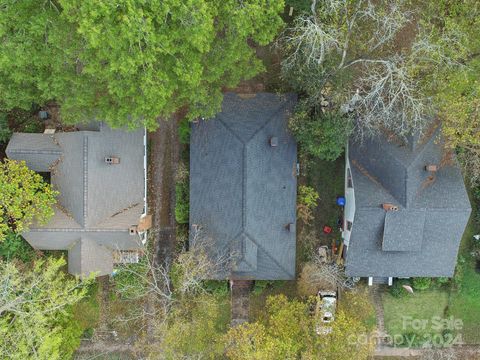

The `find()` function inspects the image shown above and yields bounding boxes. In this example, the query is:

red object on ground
[323,225,332,234]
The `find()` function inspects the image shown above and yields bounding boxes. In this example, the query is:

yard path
[372,284,389,346]
[149,115,179,267]
[374,345,480,359]
[230,280,252,326]
[144,115,180,342]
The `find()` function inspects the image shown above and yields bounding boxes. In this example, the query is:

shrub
[436,277,450,286]
[113,260,149,299]
[0,112,12,143]
[253,280,270,295]
[203,280,229,295]
[175,182,189,224]
[412,277,432,291]
[298,185,319,208]
[252,280,285,295]
[289,102,352,161]
[473,186,480,226]
[178,119,191,145]
[0,232,36,262]
[297,185,319,224]
[389,279,410,298]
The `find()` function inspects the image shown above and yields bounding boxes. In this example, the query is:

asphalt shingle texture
[345,127,471,277]
[6,123,145,276]
[190,93,297,280]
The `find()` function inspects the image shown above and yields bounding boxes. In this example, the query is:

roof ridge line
[8,149,62,155]
[351,159,404,205]
[245,99,291,144]
[242,145,247,229]
[83,135,88,227]
[217,116,246,145]
[28,228,129,232]
[244,231,294,278]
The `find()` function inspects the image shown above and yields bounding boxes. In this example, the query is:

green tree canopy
[0,257,92,360]
[153,294,229,359]
[224,294,374,360]
[0,0,285,130]
[0,159,58,241]
[417,0,480,184]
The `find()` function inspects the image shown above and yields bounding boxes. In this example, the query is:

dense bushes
[203,280,229,296]
[297,185,319,224]
[253,280,285,295]
[175,182,190,224]
[389,279,410,298]
[289,103,351,161]
[112,260,149,299]
[412,277,432,291]
[390,278,433,295]
[473,186,480,226]
[0,232,36,262]
[178,119,191,145]
[0,112,11,143]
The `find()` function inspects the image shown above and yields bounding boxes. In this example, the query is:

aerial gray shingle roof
[345,126,471,278]
[6,133,62,172]
[190,93,297,280]
[6,123,146,277]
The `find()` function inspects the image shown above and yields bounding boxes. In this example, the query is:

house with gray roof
[6,123,148,277]
[342,126,471,284]
[190,93,297,280]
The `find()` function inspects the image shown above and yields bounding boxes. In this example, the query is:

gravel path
[372,284,389,346]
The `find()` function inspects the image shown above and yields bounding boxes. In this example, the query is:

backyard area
[382,191,480,347]
[297,157,345,266]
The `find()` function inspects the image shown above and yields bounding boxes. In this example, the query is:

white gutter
[143,127,148,216]
[140,127,148,245]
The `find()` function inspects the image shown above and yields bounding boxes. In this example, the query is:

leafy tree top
[0,257,93,360]
[0,0,285,130]
[224,294,374,359]
[0,159,58,241]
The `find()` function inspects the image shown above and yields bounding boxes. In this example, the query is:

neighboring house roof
[190,93,297,280]
[6,123,146,277]
[345,127,471,277]
[6,133,62,172]
[68,238,114,277]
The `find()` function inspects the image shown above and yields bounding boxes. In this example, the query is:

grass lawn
[447,256,480,344]
[382,189,480,346]
[383,289,449,345]
[446,210,480,344]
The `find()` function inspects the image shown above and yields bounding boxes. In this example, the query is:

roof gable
[350,127,445,207]
[6,133,62,172]
[346,126,471,277]
[190,93,297,280]
[5,123,146,277]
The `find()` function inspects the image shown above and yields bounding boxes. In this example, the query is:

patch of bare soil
[149,114,180,266]
[231,280,253,326]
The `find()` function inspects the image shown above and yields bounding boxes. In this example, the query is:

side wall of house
[343,144,356,247]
